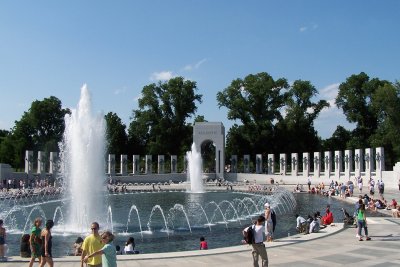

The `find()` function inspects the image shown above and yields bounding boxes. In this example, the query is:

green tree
[335,72,390,147]
[369,82,400,167]
[217,72,289,156]
[128,77,202,156]
[276,80,329,153]
[104,112,128,156]
[322,126,352,151]
[0,96,69,169]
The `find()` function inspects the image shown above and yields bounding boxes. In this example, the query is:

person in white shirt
[123,237,135,254]
[243,215,268,267]
[295,214,307,233]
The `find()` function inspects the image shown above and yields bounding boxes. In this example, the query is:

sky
[1,0,399,139]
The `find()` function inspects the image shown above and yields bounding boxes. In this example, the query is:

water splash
[60,85,106,230]
[186,143,204,193]
[126,205,143,239]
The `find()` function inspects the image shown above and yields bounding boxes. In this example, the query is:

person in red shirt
[387,199,398,209]
[199,236,208,250]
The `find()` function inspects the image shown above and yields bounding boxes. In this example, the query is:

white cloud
[133,93,142,102]
[150,71,175,81]
[183,58,208,71]
[114,87,127,95]
[299,24,318,33]
[319,83,340,100]
[318,83,340,115]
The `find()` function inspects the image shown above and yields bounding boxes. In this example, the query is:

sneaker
[366,237,371,241]
[359,238,363,241]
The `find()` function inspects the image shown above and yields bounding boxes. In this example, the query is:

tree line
[0,72,399,171]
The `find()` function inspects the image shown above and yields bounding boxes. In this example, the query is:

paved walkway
[2,187,399,266]
[2,217,399,266]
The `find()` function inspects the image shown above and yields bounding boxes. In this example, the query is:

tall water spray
[186,143,204,193]
[60,85,106,230]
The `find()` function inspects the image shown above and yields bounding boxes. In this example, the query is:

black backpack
[243,224,255,244]
[271,209,277,231]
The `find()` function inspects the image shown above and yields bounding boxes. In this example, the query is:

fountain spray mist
[60,85,106,231]
[186,143,204,193]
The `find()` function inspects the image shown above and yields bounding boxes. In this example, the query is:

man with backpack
[242,215,268,267]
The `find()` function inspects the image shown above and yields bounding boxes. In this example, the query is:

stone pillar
[256,154,262,174]
[145,155,152,174]
[120,155,127,175]
[37,151,45,174]
[324,151,331,179]
[364,148,372,180]
[313,152,320,178]
[243,155,250,173]
[108,154,115,176]
[334,151,342,180]
[25,150,34,174]
[158,155,165,174]
[375,147,384,180]
[171,155,177,173]
[303,152,310,177]
[344,150,352,179]
[231,155,237,173]
[132,155,140,174]
[354,149,363,178]
[279,153,287,175]
[49,152,58,174]
[267,154,275,174]
[291,153,298,176]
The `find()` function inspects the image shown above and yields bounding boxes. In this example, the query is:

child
[29,217,42,267]
[199,236,208,250]
[84,231,117,267]
[0,219,6,261]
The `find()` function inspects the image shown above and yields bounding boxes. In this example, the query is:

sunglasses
[91,227,98,230]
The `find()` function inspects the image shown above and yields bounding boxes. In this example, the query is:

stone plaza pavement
[2,188,400,266]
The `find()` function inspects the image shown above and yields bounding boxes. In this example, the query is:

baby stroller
[341,208,355,225]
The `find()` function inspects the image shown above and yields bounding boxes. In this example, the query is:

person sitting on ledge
[20,234,31,258]
[321,206,334,225]
[73,237,84,256]
[295,214,308,234]
[309,215,320,233]
[392,206,400,218]
[387,198,398,209]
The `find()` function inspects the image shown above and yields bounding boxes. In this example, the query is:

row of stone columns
[107,154,180,175]
[25,151,59,175]
[230,147,385,179]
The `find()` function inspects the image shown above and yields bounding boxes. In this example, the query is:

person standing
[244,215,268,267]
[358,177,363,193]
[39,220,54,267]
[356,203,371,241]
[0,219,6,261]
[84,231,117,267]
[81,222,103,267]
[29,217,42,267]
[264,203,273,242]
